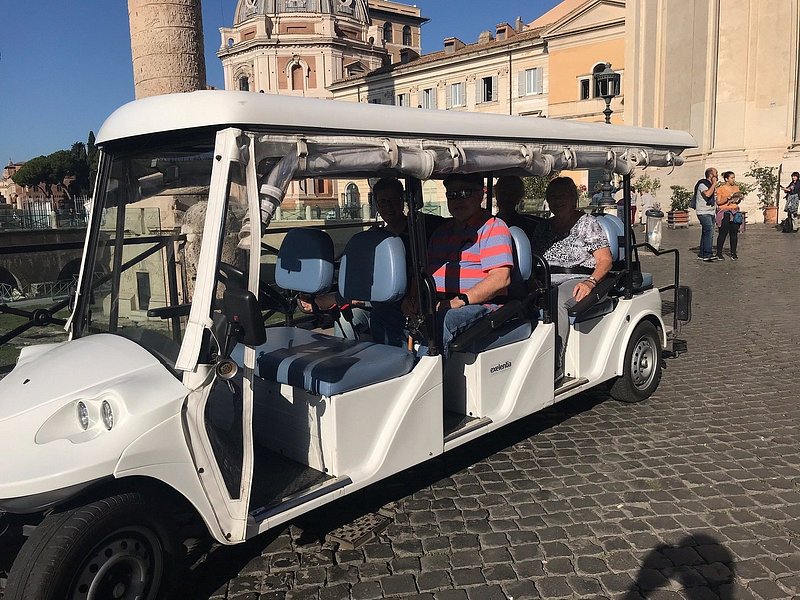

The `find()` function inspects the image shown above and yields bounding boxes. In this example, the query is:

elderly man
[405,173,514,358]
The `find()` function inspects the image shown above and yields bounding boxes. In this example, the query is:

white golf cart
[0,91,694,599]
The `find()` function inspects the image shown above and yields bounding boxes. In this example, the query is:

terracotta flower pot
[763,205,778,224]
[666,210,690,229]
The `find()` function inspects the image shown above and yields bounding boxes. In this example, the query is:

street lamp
[595,62,621,125]
[591,63,621,208]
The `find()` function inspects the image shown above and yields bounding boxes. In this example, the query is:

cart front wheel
[610,320,662,403]
[4,492,175,600]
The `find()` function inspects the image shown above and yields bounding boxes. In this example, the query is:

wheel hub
[71,527,162,600]
[631,337,656,390]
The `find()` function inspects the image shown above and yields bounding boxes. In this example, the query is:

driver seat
[254,228,414,396]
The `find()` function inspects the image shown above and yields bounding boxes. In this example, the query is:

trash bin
[645,208,664,250]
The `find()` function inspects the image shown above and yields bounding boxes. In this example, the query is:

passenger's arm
[572,247,613,302]
[447,266,512,309]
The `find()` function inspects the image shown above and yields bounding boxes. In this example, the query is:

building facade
[217,0,425,210]
[626,0,800,221]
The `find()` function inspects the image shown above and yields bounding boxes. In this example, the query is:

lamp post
[596,62,621,124]
[592,63,621,208]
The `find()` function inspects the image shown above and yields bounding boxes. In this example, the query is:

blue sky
[0,0,560,163]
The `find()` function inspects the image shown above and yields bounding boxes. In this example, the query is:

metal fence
[0,198,89,231]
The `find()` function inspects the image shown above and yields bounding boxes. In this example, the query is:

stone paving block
[380,573,417,596]
[464,584,508,599]
[416,569,453,592]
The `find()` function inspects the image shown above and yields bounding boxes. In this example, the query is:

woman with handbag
[782,171,800,218]
[716,171,744,260]
[716,189,743,261]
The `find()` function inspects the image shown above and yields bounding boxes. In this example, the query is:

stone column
[128,0,207,99]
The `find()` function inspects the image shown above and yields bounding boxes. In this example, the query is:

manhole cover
[325,513,391,549]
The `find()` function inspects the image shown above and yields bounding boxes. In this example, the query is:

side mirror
[222,288,267,351]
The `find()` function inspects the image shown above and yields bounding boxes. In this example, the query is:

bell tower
[128,0,207,99]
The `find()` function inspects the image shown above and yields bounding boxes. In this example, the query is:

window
[518,68,542,97]
[449,82,465,108]
[314,178,326,195]
[592,63,606,98]
[402,25,412,46]
[579,78,590,100]
[383,22,393,43]
[420,87,437,109]
[480,76,497,103]
[369,98,381,104]
[238,76,250,92]
[396,93,410,107]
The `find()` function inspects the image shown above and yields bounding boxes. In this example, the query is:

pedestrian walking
[693,167,720,261]
[639,187,655,231]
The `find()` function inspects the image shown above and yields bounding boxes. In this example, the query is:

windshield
[75,142,215,370]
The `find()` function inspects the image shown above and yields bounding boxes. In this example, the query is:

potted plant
[744,161,780,223]
[667,184,691,228]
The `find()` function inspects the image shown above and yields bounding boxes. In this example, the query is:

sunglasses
[445,189,478,200]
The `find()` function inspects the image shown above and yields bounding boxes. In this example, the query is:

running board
[444,416,493,444]
[554,377,589,396]
[250,476,352,522]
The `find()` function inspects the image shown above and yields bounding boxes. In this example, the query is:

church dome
[234,0,370,25]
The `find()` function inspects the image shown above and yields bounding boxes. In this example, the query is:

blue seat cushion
[254,327,414,396]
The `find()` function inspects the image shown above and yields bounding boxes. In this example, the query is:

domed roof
[234,0,370,25]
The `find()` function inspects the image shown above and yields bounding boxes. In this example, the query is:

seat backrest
[339,229,406,303]
[508,225,533,283]
[595,213,625,261]
[275,228,334,293]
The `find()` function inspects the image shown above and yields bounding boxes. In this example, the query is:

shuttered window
[448,82,465,108]
[518,68,543,97]
[419,88,437,109]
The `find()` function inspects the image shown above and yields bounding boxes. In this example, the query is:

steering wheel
[218,262,293,317]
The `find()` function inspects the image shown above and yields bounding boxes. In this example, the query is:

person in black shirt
[494,175,540,238]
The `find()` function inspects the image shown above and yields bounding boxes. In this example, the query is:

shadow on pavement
[626,533,736,599]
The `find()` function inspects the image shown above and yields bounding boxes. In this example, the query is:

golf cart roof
[96,91,696,154]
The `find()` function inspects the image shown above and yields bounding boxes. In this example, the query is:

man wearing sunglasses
[405,173,514,358]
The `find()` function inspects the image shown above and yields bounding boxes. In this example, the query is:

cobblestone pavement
[3,224,800,599]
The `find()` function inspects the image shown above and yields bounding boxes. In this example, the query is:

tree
[10,143,90,210]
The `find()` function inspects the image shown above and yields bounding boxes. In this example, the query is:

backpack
[781,215,794,233]
[731,211,744,225]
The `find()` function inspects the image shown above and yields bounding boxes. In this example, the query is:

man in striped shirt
[406,173,514,357]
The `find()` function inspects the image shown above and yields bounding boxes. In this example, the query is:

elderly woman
[530,177,613,379]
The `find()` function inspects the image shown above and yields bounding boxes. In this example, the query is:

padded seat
[254,327,414,396]
[594,213,653,291]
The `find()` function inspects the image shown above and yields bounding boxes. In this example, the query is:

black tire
[609,320,662,403]
[4,492,176,600]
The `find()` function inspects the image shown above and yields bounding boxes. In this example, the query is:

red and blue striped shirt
[428,211,514,297]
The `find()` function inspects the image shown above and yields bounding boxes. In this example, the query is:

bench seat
[254,327,414,396]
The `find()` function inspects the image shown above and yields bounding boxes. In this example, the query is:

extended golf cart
[0,91,694,599]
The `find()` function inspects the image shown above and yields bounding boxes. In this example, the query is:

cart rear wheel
[610,321,662,403]
[4,492,176,600]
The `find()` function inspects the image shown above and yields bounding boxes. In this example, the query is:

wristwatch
[456,293,470,305]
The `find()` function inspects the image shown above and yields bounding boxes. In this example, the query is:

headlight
[101,401,114,430]
[77,402,89,431]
